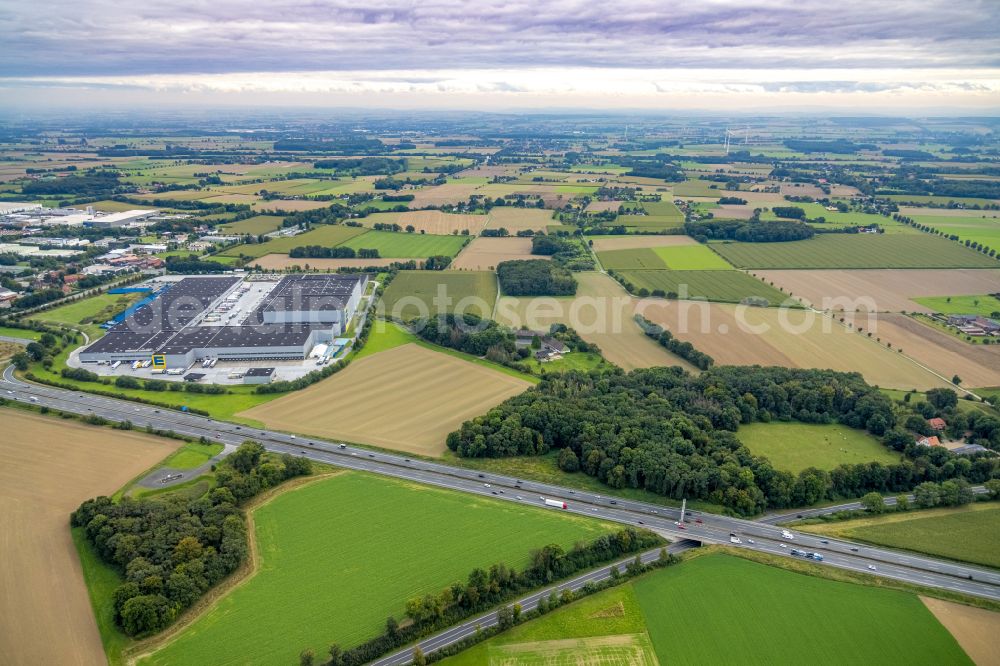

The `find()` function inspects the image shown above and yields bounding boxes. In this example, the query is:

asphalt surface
[370,541,699,666]
[3,364,1000,660]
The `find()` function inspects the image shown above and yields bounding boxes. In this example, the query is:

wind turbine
[724,128,741,155]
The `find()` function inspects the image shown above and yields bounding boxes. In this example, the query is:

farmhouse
[515,328,569,357]
[927,417,947,431]
[79,273,367,368]
[916,435,942,447]
[946,315,1000,337]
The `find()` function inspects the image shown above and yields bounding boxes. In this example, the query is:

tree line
[307,528,661,666]
[71,442,312,636]
[446,366,1000,515]
[634,314,714,370]
[684,219,815,243]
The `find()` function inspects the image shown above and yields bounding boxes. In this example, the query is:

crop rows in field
[711,234,999,269]
[618,270,790,304]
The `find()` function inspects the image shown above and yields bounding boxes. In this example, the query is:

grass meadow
[912,294,1000,316]
[339,229,469,257]
[711,234,1000,269]
[218,215,285,235]
[141,472,615,666]
[653,244,733,269]
[447,554,969,666]
[735,422,899,473]
[218,224,369,258]
[26,291,143,339]
[380,270,497,321]
[633,554,969,665]
[800,503,1000,569]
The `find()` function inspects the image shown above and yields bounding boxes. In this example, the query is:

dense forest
[446,367,1000,515]
[71,442,311,636]
[497,259,577,296]
[684,219,815,243]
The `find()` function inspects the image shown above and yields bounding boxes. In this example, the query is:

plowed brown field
[0,410,178,666]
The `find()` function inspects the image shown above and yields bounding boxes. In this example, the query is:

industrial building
[78,273,368,368]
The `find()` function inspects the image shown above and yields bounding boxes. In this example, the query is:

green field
[761,202,913,233]
[26,292,143,339]
[801,503,1000,569]
[218,224,369,258]
[711,234,1000,269]
[448,554,969,666]
[619,270,791,304]
[653,245,733,269]
[381,270,497,321]
[443,583,654,666]
[597,248,666,270]
[72,528,131,666]
[912,294,1000,317]
[0,325,42,340]
[157,441,224,470]
[141,472,615,666]
[911,215,1000,249]
[219,215,285,236]
[339,230,468,258]
[633,554,969,665]
[735,422,899,473]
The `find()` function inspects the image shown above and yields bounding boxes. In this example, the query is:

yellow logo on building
[152,354,166,368]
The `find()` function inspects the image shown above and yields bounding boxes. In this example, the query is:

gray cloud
[1,0,998,77]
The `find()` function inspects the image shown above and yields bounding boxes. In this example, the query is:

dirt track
[0,409,178,666]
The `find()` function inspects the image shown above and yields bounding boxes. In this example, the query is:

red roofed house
[927,417,946,431]
[916,435,941,447]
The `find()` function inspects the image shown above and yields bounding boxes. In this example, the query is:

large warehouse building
[79,274,367,367]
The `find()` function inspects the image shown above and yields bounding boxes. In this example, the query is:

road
[371,541,699,666]
[3,364,1000,658]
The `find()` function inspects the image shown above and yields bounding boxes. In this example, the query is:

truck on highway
[542,498,568,509]
[730,536,742,544]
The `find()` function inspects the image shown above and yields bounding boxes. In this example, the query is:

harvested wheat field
[0,409,178,666]
[452,236,546,271]
[844,313,1000,388]
[250,254,420,270]
[754,269,1000,312]
[585,200,624,212]
[486,207,555,232]
[239,344,531,456]
[636,301,951,390]
[409,182,482,207]
[591,235,698,252]
[253,199,331,212]
[363,210,489,235]
[495,272,696,372]
[921,597,1000,666]
[713,204,757,220]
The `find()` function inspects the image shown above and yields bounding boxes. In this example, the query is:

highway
[3,364,1000,647]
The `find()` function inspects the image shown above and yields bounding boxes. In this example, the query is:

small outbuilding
[243,367,275,385]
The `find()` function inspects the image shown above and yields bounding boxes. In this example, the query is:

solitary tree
[860,492,885,514]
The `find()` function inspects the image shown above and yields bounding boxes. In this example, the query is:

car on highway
[780,543,787,548]
[339,444,346,449]
[820,539,829,544]
[746,539,755,545]
[850,547,859,552]
[290,435,296,439]
[868,565,877,571]
[694,518,703,523]
[484,483,491,488]
[515,496,523,501]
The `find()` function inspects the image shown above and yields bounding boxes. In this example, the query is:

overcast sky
[1,0,998,112]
